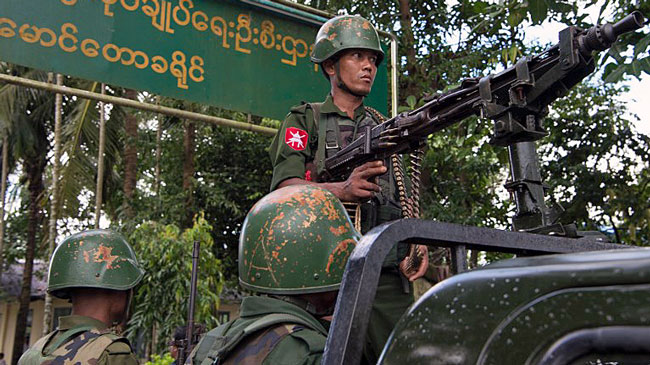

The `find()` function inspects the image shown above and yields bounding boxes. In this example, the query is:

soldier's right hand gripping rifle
[320,11,644,236]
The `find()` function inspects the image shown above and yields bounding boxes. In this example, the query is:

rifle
[320,11,645,236]
[177,240,201,365]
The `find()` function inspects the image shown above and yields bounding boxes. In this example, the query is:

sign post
[0,0,389,119]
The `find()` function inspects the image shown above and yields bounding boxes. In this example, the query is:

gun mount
[319,11,644,236]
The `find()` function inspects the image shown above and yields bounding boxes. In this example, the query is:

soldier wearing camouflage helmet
[18,230,144,365]
[268,14,427,362]
[187,184,359,364]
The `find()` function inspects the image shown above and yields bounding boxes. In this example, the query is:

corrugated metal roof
[0,261,47,300]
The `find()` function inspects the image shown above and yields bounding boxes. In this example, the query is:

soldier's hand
[336,161,387,202]
[400,245,429,282]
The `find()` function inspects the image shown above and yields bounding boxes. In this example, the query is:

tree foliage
[541,82,650,244]
[127,214,225,354]
[1,0,649,361]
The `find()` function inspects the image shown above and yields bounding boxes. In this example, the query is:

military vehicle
[321,10,649,365]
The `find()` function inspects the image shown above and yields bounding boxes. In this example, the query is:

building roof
[220,286,244,302]
[0,261,47,301]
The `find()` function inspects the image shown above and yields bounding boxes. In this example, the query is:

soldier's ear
[322,59,337,79]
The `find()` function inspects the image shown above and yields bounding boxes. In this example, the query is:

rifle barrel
[181,240,201,364]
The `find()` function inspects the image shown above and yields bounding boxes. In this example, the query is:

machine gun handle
[579,11,645,54]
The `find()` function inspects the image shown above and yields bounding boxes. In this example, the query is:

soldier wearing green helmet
[188,184,359,364]
[268,14,428,362]
[18,229,144,365]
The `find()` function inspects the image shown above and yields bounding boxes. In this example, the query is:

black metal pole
[181,240,200,364]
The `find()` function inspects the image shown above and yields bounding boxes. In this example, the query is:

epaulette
[288,326,326,353]
[289,102,310,114]
[105,339,133,355]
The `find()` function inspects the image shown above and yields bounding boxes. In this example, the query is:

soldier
[187,184,359,364]
[18,229,144,365]
[268,14,427,362]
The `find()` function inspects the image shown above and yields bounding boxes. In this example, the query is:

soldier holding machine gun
[270,8,644,365]
[268,14,429,364]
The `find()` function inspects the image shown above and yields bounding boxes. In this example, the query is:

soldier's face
[332,49,378,96]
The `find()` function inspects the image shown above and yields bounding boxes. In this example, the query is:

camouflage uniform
[188,296,327,364]
[189,185,358,364]
[18,315,138,365]
[18,230,144,365]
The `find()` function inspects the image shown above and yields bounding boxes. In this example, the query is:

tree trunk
[182,121,195,228]
[95,84,107,228]
[397,0,418,99]
[123,89,138,219]
[42,74,64,336]
[0,136,9,277]
[12,154,45,364]
[154,118,162,196]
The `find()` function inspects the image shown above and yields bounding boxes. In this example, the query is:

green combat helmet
[311,14,384,66]
[239,184,361,294]
[48,229,145,298]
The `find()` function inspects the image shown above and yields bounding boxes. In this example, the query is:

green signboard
[0,0,388,120]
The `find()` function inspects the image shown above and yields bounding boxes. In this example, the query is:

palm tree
[123,89,139,220]
[0,64,53,363]
[182,119,196,228]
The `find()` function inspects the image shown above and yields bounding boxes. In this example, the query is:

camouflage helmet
[239,185,360,295]
[48,229,145,299]
[311,15,384,66]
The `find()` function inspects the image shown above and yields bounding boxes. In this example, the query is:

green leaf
[528,0,548,24]
[406,95,417,109]
[509,46,519,64]
[507,9,526,28]
[472,1,488,14]
[603,63,626,83]
[637,57,650,76]
[633,33,650,58]
[547,1,572,13]
[630,59,642,77]
[606,42,625,64]
[601,62,618,80]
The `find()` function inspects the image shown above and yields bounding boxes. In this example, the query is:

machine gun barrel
[578,10,644,54]
[319,11,645,183]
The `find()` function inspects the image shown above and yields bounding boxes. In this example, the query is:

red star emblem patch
[284,127,308,151]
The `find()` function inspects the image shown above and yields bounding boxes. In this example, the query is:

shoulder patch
[284,127,309,151]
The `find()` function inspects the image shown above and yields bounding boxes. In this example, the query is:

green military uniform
[188,296,327,364]
[18,315,138,365]
[269,94,404,239]
[269,95,414,363]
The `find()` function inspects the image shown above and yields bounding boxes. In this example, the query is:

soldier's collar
[321,94,366,121]
[269,294,335,317]
[58,315,108,331]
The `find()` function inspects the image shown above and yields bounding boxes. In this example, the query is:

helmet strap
[334,61,367,98]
